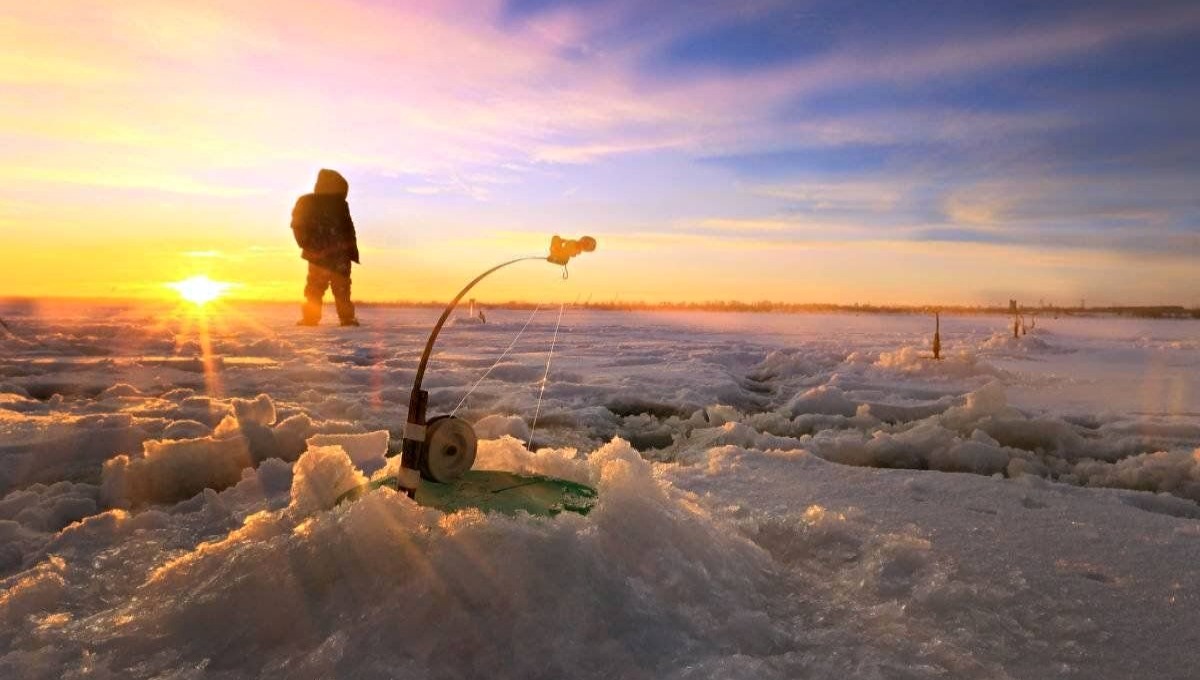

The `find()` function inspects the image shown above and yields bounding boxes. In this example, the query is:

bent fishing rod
[396,235,596,498]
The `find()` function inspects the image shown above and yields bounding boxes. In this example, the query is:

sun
[169,275,231,306]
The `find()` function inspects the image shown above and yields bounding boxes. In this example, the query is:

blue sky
[2,0,1198,304]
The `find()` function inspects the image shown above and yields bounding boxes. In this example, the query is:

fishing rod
[396,235,597,498]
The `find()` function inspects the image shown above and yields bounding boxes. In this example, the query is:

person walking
[291,168,360,326]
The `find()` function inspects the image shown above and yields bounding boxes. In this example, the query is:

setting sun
[169,275,230,306]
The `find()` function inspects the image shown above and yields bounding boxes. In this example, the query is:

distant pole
[932,311,941,360]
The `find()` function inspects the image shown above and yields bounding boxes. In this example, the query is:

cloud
[5,0,1199,186]
[909,228,1015,246]
[0,166,264,198]
[690,218,797,233]
[533,137,694,164]
[748,180,910,213]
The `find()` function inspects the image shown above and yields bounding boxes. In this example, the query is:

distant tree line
[4,296,1195,319]
[355,299,1200,319]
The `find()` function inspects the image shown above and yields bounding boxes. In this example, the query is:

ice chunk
[1074,448,1200,502]
[230,393,276,427]
[305,430,389,474]
[101,434,253,508]
[474,414,532,442]
[99,383,142,399]
[160,420,212,440]
[785,385,859,417]
[475,436,592,485]
[288,445,369,516]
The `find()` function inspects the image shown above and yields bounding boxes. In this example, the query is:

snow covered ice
[1,300,1199,678]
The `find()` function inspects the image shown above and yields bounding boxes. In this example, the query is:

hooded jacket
[291,169,360,264]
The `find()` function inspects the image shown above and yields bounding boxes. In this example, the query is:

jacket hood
[314,169,349,198]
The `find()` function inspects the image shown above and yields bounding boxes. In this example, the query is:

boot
[299,297,323,326]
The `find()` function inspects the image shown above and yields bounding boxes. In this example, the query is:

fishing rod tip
[548,235,597,265]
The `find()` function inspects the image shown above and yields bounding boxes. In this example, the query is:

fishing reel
[417,415,478,483]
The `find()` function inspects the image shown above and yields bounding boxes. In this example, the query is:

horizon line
[2,295,1196,318]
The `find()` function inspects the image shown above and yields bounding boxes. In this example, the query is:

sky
[2,0,1199,306]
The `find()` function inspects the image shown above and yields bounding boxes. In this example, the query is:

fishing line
[451,304,542,417]
[527,301,565,451]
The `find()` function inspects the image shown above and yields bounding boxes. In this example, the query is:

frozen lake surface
[1,300,1198,678]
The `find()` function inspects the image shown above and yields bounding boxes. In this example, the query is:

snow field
[1,301,1198,677]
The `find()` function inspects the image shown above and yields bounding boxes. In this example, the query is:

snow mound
[101,431,253,509]
[0,481,99,534]
[242,336,297,357]
[0,412,152,495]
[474,435,592,484]
[99,383,141,399]
[1073,448,1200,503]
[0,555,67,626]
[100,394,315,508]
[10,439,864,679]
[872,346,1003,378]
[160,419,212,440]
[288,444,369,516]
[749,349,820,380]
[230,393,276,427]
[0,382,31,398]
[474,413,532,442]
[979,331,1063,354]
[305,430,389,474]
[447,315,486,327]
[785,385,859,417]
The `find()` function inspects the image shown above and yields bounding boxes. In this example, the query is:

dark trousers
[302,260,355,323]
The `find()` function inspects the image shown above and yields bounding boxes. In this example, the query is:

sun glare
[169,275,230,306]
